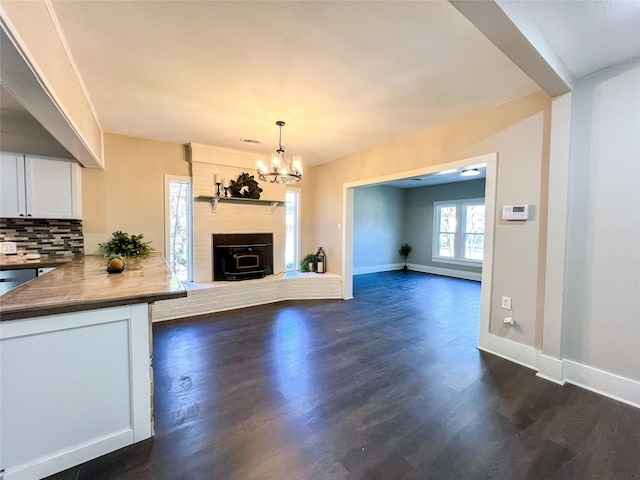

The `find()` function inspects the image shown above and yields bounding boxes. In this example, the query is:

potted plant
[99,231,153,258]
[301,253,316,272]
[399,243,412,271]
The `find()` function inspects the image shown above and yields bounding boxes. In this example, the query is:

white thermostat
[502,205,530,221]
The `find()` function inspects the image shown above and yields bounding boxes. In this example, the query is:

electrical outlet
[501,296,512,310]
[0,242,17,255]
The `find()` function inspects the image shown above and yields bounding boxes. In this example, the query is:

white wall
[353,185,404,273]
[190,145,287,283]
[563,60,640,382]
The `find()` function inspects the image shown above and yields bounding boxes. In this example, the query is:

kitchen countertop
[0,254,78,270]
[0,253,187,321]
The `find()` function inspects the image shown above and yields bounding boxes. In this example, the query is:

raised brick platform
[151,272,342,322]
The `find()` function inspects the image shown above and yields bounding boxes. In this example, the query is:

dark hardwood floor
[47,271,640,479]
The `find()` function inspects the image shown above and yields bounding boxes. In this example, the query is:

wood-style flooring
[47,271,640,479]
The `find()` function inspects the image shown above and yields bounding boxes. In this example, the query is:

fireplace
[212,233,273,281]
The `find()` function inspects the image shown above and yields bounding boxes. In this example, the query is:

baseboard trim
[4,429,132,480]
[353,263,403,275]
[536,353,565,385]
[351,263,481,280]
[408,263,482,281]
[563,360,640,409]
[479,333,639,409]
[478,332,538,371]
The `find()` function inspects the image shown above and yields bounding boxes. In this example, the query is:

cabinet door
[0,152,27,218]
[25,155,81,219]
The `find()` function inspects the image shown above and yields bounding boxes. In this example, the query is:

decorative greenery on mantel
[228,172,263,199]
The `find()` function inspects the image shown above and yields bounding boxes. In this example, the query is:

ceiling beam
[449,0,574,97]
[0,9,104,168]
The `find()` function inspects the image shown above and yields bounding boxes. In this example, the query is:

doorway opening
[342,153,497,349]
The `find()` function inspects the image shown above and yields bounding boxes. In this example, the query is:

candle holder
[223,187,229,197]
[215,182,221,197]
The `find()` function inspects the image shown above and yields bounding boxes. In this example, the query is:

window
[285,189,300,271]
[433,199,485,264]
[165,176,192,281]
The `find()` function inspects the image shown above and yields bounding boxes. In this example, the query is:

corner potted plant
[399,243,412,271]
[301,253,316,272]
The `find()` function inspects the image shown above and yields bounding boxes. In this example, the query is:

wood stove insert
[212,233,273,281]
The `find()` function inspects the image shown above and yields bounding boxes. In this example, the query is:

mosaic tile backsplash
[0,218,84,255]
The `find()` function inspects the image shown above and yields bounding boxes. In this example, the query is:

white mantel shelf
[195,195,284,214]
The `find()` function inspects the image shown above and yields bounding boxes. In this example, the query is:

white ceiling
[517,0,640,79]
[49,0,540,166]
[3,1,639,174]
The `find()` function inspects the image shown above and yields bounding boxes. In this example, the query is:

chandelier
[256,121,303,184]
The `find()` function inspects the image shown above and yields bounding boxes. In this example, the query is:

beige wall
[315,91,552,348]
[82,133,189,255]
[83,136,317,275]
[297,165,316,261]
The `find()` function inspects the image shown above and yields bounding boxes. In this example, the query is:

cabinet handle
[19,214,24,217]
[27,214,32,217]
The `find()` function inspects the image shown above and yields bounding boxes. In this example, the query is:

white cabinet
[0,153,26,217]
[0,152,81,219]
[1,304,152,479]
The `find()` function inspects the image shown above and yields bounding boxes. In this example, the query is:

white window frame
[285,188,301,271]
[164,175,193,281]
[432,198,484,266]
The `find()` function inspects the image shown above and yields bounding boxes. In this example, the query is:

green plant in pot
[99,230,153,260]
[399,243,412,271]
[301,253,316,272]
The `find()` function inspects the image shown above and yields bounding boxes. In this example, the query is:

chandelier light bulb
[292,156,302,174]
